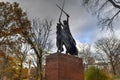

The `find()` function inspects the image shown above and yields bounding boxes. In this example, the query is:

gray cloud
[0,0,99,47]
[2,0,120,53]
[0,0,94,32]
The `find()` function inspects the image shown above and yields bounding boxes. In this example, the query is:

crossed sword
[56,0,69,21]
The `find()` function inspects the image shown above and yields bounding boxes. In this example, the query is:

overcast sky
[1,0,119,52]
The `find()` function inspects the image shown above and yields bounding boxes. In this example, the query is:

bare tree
[82,0,120,30]
[26,18,53,80]
[79,44,95,64]
[95,37,120,75]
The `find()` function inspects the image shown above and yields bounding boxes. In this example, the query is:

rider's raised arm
[59,18,64,27]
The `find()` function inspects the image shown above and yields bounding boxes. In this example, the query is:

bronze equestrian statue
[56,4,78,55]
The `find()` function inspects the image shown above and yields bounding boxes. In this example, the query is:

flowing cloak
[56,24,64,52]
[61,23,78,55]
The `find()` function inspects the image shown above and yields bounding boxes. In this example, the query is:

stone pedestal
[45,53,84,80]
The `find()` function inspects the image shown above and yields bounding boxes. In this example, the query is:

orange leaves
[1,31,9,37]
[12,27,23,34]
[0,60,2,63]
[0,53,5,57]
[1,26,31,37]
[7,56,14,61]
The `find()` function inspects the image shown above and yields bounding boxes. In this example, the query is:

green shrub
[112,75,120,80]
[85,66,111,80]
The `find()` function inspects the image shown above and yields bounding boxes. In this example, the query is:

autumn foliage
[0,2,31,38]
[0,2,31,79]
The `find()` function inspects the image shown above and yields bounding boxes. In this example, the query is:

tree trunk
[38,56,43,80]
[3,76,7,80]
[36,55,43,80]
[40,58,43,80]
[111,62,116,75]
[18,61,23,80]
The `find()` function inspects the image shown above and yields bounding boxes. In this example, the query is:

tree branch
[108,0,120,9]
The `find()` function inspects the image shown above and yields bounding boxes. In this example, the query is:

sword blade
[56,4,68,16]
[59,0,65,19]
